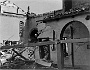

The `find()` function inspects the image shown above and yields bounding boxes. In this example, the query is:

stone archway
[60,21,90,68]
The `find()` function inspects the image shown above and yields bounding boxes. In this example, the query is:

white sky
[1,0,62,14]
[0,0,62,43]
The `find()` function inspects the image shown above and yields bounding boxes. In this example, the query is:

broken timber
[1,38,90,49]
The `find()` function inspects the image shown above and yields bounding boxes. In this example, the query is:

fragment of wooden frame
[1,38,89,49]
[60,38,90,43]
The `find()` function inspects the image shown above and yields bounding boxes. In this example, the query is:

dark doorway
[38,38,50,60]
[30,29,38,43]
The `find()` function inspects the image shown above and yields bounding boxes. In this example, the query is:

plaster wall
[63,21,90,66]
[0,15,25,43]
[37,22,57,64]
[24,18,38,43]
[23,14,47,43]
[24,13,90,67]
[45,14,90,67]
[46,14,90,39]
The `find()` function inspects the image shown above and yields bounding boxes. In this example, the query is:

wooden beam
[0,13,25,18]
[1,45,24,49]
[1,41,56,49]
[70,26,74,67]
[57,42,64,69]
[61,38,90,43]
[52,30,55,51]
[12,49,28,60]
[28,41,56,46]
[1,38,90,49]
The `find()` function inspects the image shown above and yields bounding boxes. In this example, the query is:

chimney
[0,5,1,13]
[63,0,72,12]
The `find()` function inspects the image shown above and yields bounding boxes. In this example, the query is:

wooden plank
[57,42,64,69]
[1,41,56,49]
[1,38,90,49]
[35,59,51,67]
[10,48,27,60]
[61,38,90,43]
[53,30,55,51]
[70,26,74,67]
[1,45,24,49]
[12,49,28,60]
[0,13,25,18]
[27,41,56,46]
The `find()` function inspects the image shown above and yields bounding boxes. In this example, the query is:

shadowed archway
[29,28,38,43]
[60,21,90,68]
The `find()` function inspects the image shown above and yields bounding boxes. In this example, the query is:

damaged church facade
[19,0,90,69]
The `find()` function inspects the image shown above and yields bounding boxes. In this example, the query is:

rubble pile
[0,58,57,69]
[0,48,57,69]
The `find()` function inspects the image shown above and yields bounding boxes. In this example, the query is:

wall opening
[60,21,90,68]
[29,28,38,43]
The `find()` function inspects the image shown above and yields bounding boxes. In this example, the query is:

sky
[3,0,63,14]
[0,0,62,43]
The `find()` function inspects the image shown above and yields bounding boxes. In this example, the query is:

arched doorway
[60,21,90,68]
[29,28,39,43]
